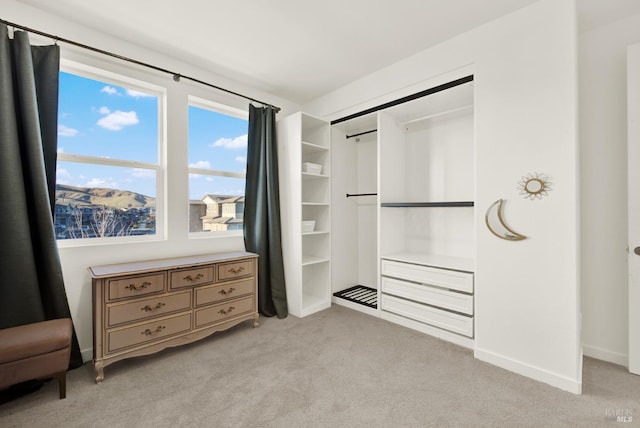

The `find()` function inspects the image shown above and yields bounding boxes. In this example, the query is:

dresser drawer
[194,296,254,328]
[217,260,253,281]
[381,294,473,337]
[195,278,255,307]
[107,313,192,354]
[381,259,473,293]
[108,273,165,301]
[382,277,473,315]
[170,266,214,289]
[106,291,192,327]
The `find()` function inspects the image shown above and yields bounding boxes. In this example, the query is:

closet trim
[330,75,474,126]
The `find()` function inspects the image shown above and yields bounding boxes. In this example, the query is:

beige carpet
[1,305,639,427]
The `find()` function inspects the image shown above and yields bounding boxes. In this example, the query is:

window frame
[56,59,167,247]
[187,96,248,239]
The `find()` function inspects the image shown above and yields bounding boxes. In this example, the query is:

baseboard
[582,344,628,367]
[81,348,93,363]
[474,347,582,394]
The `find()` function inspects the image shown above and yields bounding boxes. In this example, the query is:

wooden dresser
[89,252,259,382]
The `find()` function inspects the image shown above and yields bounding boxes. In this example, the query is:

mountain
[55,184,155,209]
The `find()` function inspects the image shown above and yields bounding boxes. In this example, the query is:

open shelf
[302,141,329,152]
[302,172,330,180]
[302,256,330,266]
[381,201,474,208]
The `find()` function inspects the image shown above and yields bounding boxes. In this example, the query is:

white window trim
[57,60,167,247]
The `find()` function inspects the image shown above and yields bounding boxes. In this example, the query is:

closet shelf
[381,201,474,208]
[302,172,330,180]
[301,141,329,152]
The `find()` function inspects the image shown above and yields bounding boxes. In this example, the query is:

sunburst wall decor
[517,172,551,200]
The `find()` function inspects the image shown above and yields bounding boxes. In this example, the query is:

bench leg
[54,372,67,399]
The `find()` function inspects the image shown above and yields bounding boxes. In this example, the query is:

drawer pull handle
[184,273,204,282]
[141,302,166,312]
[218,306,235,315]
[125,281,150,291]
[228,266,245,275]
[141,325,165,336]
[218,287,236,296]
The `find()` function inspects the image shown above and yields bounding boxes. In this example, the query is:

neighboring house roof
[218,196,245,204]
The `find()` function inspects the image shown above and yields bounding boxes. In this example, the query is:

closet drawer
[381,294,473,337]
[195,278,255,307]
[381,277,473,315]
[170,266,214,289]
[194,296,254,328]
[106,291,192,327]
[107,313,192,354]
[381,259,473,293]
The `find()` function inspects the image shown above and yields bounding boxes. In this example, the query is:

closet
[278,76,475,347]
[332,76,475,347]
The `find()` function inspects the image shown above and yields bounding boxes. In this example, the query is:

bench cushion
[0,319,72,365]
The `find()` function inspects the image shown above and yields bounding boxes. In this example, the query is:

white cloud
[56,168,71,182]
[211,134,247,150]
[99,106,111,115]
[189,160,211,169]
[58,125,79,137]
[57,147,65,153]
[101,86,119,95]
[86,177,118,188]
[97,110,139,131]
[205,177,214,182]
[235,156,246,163]
[126,89,152,98]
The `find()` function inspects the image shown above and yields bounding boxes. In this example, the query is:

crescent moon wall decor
[485,199,527,241]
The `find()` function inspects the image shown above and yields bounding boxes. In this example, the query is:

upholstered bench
[0,318,72,399]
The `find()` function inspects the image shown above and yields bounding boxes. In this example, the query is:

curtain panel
[244,104,288,318]
[0,24,82,368]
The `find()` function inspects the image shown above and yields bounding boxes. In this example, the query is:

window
[188,98,248,235]
[55,63,164,242]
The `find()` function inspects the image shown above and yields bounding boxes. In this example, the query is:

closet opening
[330,74,475,333]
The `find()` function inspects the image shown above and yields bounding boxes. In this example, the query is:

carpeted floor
[1,305,639,427]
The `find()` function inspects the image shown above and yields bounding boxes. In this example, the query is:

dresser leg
[253,314,260,328]
[94,361,104,383]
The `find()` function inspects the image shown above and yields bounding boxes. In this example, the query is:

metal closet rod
[0,18,281,113]
[345,129,377,139]
[346,193,377,197]
[330,74,474,125]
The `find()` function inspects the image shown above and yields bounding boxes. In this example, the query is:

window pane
[188,105,247,172]
[188,104,247,234]
[55,162,156,240]
[189,175,245,233]
[58,71,158,163]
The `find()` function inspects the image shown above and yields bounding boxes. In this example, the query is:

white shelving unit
[277,112,331,317]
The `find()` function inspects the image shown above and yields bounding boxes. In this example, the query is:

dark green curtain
[244,104,288,318]
[0,24,82,368]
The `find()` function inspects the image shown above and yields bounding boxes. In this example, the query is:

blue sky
[57,71,248,200]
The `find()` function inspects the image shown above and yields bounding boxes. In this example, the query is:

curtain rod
[0,18,281,113]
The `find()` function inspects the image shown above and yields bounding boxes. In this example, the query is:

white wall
[579,13,640,366]
[305,0,581,393]
[2,0,300,360]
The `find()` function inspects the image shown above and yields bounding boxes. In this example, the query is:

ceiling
[15,0,640,105]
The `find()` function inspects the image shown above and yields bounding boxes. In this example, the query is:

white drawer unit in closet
[380,258,474,338]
